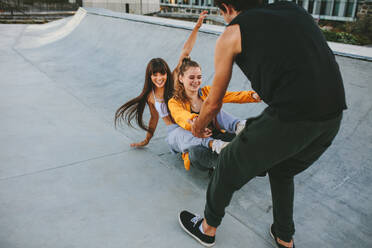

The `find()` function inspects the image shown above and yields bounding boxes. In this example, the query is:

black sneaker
[270,224,295,248]
[178,210,215,247]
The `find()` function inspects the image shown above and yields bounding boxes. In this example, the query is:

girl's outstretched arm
[173,10,208,74]
[201,86,261,103]
[130,101,159,147]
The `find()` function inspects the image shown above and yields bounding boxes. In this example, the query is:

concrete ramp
[16,8,87,49]
[1,8,372,248]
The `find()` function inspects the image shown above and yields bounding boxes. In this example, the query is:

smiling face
[179,66,202,94]
[151,72,167,88]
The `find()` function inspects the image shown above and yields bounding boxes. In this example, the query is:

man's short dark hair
[215,0,262,12]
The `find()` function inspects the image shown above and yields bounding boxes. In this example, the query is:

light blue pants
[166,109,240,153]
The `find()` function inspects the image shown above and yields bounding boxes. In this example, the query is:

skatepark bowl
[1,7,371,248]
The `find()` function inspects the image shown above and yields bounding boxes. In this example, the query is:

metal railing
[160,0,360,21]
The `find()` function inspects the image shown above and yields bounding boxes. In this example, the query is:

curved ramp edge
[14,7,87,49]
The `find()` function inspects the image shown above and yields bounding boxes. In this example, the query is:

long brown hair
[114,58,173,133]
[173,57,200,104]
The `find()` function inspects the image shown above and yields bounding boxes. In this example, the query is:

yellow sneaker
[182,152,191,171]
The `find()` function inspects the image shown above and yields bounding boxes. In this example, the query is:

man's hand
[189,117,212,138]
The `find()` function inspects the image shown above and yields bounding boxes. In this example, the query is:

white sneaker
[235,120,246,135]
[211,139,229,154]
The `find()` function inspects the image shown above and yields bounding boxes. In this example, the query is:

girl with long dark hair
[114,57,174,147]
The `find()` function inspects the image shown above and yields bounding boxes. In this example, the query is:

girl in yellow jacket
[167,57,261,166]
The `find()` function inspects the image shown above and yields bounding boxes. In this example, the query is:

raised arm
[130,100,159,147]
[173,10,208,76]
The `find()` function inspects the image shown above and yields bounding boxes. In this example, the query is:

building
[287,0,358,21]
[160,0,364,22]
[83,0,160,14]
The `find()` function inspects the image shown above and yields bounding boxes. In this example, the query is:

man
[178,0,346,247]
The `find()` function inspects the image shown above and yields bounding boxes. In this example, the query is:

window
[298,0,303,8]
[332,0,340,16]
[308,0,314,13]
[319,0,327,15]
[344,0,354,17]
[319,0,332,15]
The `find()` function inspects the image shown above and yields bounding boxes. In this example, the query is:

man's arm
[192,24,242,138]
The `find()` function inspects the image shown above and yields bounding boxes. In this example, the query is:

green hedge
[322,30,361,45]
[320,16,372,46]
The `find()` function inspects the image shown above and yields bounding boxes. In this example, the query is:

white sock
[199,222,205,234]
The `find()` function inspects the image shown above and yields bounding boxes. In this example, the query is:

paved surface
[1,8,372,248]
[329,42,372,61]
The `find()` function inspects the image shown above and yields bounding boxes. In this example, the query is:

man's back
[229,1,347,121]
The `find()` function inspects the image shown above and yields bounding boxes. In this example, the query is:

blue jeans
[166,109,240,153]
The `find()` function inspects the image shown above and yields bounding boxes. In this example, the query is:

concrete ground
[1,8,371,248]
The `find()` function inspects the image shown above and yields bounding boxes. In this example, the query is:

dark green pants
[204,108,343,242]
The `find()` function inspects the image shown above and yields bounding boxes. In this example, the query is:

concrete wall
[83,0,160,14]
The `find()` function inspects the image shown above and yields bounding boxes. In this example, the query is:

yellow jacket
[168,86,260,131]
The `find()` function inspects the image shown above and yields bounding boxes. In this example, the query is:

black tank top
[228,2,346,121]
